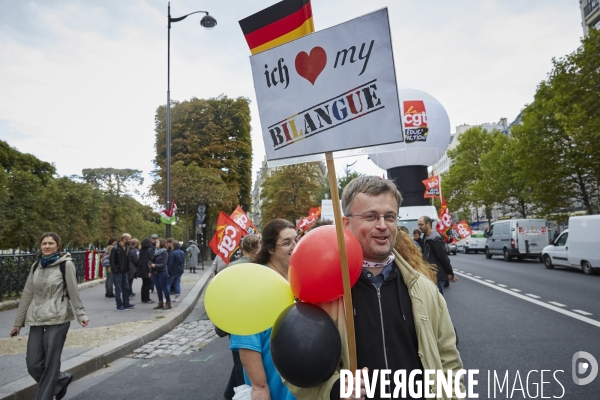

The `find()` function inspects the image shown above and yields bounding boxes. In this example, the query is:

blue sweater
[167,249,185,276]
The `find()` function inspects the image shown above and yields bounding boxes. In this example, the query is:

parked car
[542,215,600,275]
[456,231,486,254]
[484,219,548,261]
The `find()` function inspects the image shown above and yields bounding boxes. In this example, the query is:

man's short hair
[398,226,409,234]
[341,175,402,215]
[121,233,131,241]
[421,216,433,227]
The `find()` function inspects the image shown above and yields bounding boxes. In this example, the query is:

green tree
[81,168,144,197]
[442,127,497,219]
[260,163,323,225]
[154,95,253,210]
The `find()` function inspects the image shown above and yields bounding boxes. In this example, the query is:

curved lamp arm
[169,11,209,25]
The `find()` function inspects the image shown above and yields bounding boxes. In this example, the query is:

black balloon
[270,302,341,388]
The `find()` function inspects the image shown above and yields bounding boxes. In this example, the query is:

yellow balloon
[205,263,294,335]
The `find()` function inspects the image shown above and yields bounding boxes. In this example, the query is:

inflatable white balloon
[369,88,451,169]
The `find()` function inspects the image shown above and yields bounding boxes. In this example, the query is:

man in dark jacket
[110,233,135,310]
[418,216,458,294]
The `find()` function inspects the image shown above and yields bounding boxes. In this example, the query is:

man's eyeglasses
[346,212,398,224]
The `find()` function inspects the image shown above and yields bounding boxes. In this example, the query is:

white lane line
[474,276,481,279]
[526,294,541,299]
[485,279,495,283]
[573,310,593,316]
[454,272,600,329]
[511,288,521,292]
[497,284,507,288]
[548,301,566,307]
[466,273,473,276]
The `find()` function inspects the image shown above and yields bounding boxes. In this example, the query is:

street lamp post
[165,2,216,237]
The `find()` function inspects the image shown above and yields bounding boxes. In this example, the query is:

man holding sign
[286,176,463,399]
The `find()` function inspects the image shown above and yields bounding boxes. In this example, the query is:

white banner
[250,8,403,163]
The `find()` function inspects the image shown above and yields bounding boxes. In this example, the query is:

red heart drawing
[295,47,327,85]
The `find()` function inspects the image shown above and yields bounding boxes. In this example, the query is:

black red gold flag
[239,0,314,55]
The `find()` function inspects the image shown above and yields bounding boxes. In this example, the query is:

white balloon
[369,88,451,169]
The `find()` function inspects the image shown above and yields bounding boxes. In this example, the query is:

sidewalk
[0,266,214,400]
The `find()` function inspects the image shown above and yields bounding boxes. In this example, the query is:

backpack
[32,260,70,301]
[101,252,111,268]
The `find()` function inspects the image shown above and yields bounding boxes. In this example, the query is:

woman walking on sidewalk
[166,240,185,302]
[151,238,171,310]
[9,232,89,400]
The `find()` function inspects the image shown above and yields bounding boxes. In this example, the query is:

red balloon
[289,225,363,303]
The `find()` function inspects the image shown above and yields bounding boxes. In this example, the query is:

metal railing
[584,0,599,18]
[0,251,93,302]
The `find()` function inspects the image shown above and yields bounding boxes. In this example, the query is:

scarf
[362,253,395,269]
[40,253,61,268]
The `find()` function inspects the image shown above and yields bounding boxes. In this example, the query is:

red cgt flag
[453,220,472,241]
[296,206,321,235]
[436,197,452,240]
[230,205,259,235]
[209,212,246,264]
[422,175,440,199]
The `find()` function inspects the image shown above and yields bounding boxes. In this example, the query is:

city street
[61,254,600,399]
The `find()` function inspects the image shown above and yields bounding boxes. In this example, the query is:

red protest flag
[209,212,245,264]
[422,175,440,199]
[239,0,314,55]
[453,220,472,240]
[436,196,452,240]
[230,205,259,235]
[296,206,322,234]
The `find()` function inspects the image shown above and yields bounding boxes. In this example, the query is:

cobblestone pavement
[127,320,219,359]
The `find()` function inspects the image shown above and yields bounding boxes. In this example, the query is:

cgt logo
[572,351,598,385]
[403,100,428,143]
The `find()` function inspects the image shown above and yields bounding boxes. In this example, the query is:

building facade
[580,0,600,36]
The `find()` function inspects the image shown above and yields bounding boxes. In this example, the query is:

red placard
[422,175,440,199]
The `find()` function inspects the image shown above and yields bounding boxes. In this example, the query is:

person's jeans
[223,349,245,400]
[152,270,170,303]
[166,273,182,297]
[113,272,131,308]
[437,280,445,296]
[104,268,114,294]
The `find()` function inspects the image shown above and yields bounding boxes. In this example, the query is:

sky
[0,0,584,207]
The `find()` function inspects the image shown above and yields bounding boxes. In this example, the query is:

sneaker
[130,293,136,297]
[125,304,136,309]
[117,306,128,311]
[144,300,155,304]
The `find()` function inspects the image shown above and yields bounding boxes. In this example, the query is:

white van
[456,231,486,254]
[484,219,548,261]
[541,215,600,275]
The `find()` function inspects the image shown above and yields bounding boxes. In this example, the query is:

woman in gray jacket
[9,232,89,400]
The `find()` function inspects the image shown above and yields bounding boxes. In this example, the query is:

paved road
[62,253,600,399]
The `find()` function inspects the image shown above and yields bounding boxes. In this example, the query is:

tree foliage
[153,95,252,211]
[443,29,600,219]
[260,163,323,225]
[82,168,144,197]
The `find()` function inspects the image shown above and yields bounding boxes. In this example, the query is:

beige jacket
[285,249,465,400]
[14,253,88,327]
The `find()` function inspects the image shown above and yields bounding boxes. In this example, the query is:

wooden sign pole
[325,151,357,372]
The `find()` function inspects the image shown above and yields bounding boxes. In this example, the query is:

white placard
[250,8,403,163]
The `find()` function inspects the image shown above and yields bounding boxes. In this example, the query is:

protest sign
[250,8,403,165]
[209,212,246,264]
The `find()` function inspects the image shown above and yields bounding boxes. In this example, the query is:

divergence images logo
[403,100,428,143]
[572,351,598,385]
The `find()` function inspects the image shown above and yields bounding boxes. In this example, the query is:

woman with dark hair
[10,232,88,400]
[230,219,297,400]
[151,238,171,310]
[138,238,155,304]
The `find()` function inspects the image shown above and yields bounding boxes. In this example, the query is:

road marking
[466,273,472,276]
[474,276,481,279]
[485,279,495,283]
[526,294,541,299]
[573,310,593,316]
[189,354,214,362]
[548,301,566,307]
[510,288,521,292]
[455,272,600,328]
[497,284,507,288]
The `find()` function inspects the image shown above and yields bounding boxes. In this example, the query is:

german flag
[239,0,314,55]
